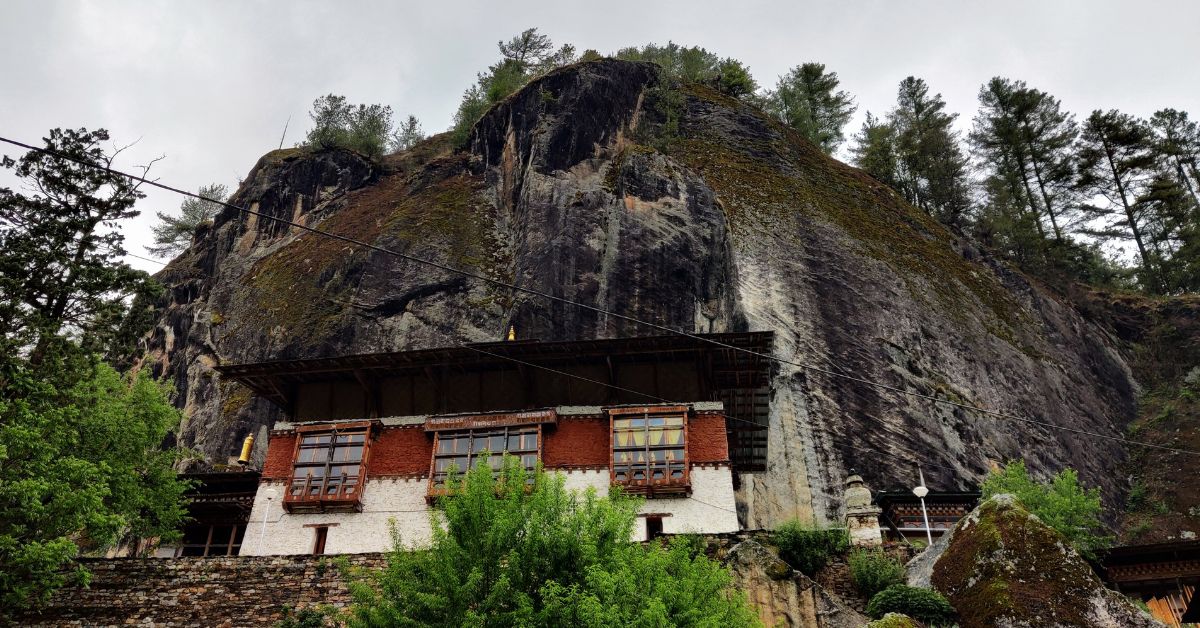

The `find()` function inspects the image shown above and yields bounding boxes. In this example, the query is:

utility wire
[463,343,967,475]
[2,134,1193,456]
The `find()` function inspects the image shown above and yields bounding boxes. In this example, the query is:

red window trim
[609,407,691,498]
[283,424,375,513]
[426,423,543,501]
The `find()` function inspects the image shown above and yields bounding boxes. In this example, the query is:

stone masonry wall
[14,553,386,627]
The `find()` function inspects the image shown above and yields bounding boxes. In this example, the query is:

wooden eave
[214,332,775,408]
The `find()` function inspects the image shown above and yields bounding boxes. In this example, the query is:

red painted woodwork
[365,427,433,477]
[542,418,610,468]
[262,433,297,480]
[688,413,730,463]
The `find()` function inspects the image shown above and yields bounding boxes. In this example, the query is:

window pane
[521,433,537,450]
[473,435,489,453]
[330,464,357,478]
[334,445,363,462]
[521,454,537,469]
[490,435,505,452]
[210,526,233,545]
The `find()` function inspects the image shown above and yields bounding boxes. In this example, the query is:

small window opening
[313,526,329,555]
[646,516,664,541]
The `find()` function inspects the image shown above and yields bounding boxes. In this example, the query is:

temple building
[875,490,980,543]
[214,332,773,555]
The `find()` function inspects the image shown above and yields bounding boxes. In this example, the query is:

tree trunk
[1174,156,1200,208]
[1028,154,1063,242]
[1102,139,1160,292]
[1015,155,1049,242]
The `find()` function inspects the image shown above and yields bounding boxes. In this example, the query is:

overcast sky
[2,0,1198,272]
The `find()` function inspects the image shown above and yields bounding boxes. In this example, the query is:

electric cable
[2,134,1192,456]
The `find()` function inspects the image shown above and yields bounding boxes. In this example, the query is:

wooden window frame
[174,523,244,557]
[312,526,329,555]
[283,424,373,513]
[609,406,691,498]
[427,424,542,499]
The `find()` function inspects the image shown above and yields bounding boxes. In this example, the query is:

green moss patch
[247,155,490,346]
[931,499,1099,627]
[671,84,1032,346]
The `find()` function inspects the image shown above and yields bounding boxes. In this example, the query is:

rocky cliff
[141,58,1147,526]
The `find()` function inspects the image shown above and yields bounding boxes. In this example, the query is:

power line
[2,134,1193,456]
[462,342,970,476]
[98,246,167,266]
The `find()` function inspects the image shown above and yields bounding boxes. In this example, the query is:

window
[285,427,369,512]
[312,526,329,555]
[611,409,689,496]
[430,425,539,490]
[645,516,664,540]
[175,523,245,557]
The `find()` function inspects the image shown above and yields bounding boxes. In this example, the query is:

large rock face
[724,539,866,627]
[929,495,1161,627]
[141,59,1141,525]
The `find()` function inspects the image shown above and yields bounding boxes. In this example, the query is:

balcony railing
[283,473,363,513]
[613,460,691,497]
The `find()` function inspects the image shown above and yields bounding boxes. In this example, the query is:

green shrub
[275,606,329,628]
[848,548,905,598]
[866,585,956,626]
[865,613,920,628]
[981,460,1111,558]
[772,520,848,575]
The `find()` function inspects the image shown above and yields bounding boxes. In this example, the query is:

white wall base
[240,466,741,555]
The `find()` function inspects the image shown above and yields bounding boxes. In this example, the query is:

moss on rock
[931,495,1158,627]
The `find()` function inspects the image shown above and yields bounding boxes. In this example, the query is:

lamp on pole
[912,467,933,546]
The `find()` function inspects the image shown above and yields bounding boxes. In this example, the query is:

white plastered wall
[558,466,740,541]
[239,477,434,556]
[241,466,740,555]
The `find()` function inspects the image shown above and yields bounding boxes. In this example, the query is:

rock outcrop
[142,58,1144,525]
[929,495,1161,627]
[724,539,867,627]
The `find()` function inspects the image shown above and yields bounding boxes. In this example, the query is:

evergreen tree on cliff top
[970,77,1079,243]
[855,77,971,225]
[0,129,191,614]
[1076,110,1164,292]
[346,457,760,627]
[765,62,857,154]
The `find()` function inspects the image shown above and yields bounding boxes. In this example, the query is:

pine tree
[1076,110,1162,291]
[1149,108,1200,210]
[0,128,160,366]
[889,77,972,225]
[147,183,229,258]
[389,115,425,152]
[970,78,1078,243]
[850,112,901,189]
[765,63,857,154]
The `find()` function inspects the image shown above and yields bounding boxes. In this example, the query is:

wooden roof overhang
[178,471,260,521]
[1104,540,1200,586]
[214,332,775,409]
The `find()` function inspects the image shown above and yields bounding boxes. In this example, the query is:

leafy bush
[345,456,760,626]
[866,585,956,626]
[303,94,394,158]
[772,520,848,575]
[980,460,1111,558]
[848,549,905,599]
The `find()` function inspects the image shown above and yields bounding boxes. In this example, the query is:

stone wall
[14,553,386,627]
